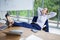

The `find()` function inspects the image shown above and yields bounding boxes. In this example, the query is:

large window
[8,10,34,23]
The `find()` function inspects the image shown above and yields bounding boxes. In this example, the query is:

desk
[0,27,60,40]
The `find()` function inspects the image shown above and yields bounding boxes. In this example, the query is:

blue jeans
[13,22,41,30]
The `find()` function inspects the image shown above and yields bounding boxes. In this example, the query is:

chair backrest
[32,16,38,23]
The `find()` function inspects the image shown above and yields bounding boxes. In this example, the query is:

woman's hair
[5,12,9,18]
[43,8,49,15]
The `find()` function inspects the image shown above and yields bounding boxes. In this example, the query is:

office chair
[31,16,49,32]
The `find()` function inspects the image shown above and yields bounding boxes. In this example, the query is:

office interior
[0,0,60,40]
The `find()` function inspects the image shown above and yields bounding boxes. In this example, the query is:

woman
[5,7,57,31]
[36,7,57,30]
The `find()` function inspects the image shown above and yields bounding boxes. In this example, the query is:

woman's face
[41,8,48,15]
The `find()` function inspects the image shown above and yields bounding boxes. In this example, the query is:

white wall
[0,0,34,11]
[0,0,6,11]
[0,0,34,20]
[0,11,7,19]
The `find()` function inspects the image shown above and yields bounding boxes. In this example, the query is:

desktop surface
[0,24,60,40]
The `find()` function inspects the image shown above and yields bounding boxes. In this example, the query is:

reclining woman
[5,7,57,31]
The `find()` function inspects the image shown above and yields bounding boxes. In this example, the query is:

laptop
[4,30,23,36]
[0,24,8,31]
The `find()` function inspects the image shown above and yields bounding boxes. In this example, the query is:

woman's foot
[5,13,14,27]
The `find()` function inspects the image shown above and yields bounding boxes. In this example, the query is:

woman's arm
[48,12,57,18]
[37,7,43,16]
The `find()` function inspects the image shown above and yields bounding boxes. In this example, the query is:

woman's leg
[13,22,34,29]
[31,23,41,30]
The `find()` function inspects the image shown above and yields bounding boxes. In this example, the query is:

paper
[25,34,43,40]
